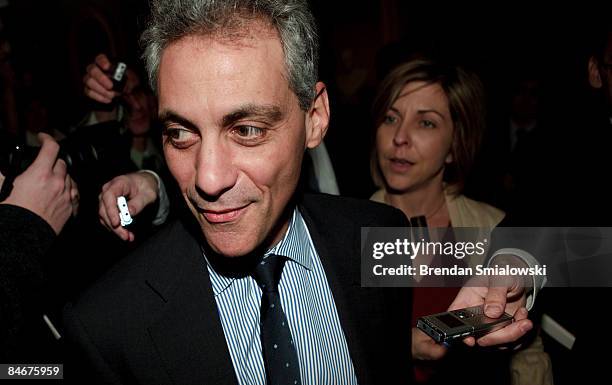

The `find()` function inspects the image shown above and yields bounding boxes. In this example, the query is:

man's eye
[163,128,197,148]
[420,120,436,129]
[234,125,264,138]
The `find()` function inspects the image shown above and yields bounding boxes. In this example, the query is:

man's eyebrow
[417,109,446,121]
[158,110,198,131]
[221,104,283,127]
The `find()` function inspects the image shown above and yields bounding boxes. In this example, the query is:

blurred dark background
[0,0,601,206]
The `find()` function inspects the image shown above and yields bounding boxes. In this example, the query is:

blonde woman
[370,59,551,385]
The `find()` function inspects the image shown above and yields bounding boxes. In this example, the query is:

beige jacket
[370,188,505,228]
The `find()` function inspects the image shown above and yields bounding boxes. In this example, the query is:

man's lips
[199,203,251,223]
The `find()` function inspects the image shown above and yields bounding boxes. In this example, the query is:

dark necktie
[252,254,302,385]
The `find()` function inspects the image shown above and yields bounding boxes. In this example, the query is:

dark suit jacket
[0,204,57,361]
[63,194,413,384]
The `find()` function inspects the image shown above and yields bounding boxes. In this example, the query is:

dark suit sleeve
[0,204,55,360]
[62,303,122,384]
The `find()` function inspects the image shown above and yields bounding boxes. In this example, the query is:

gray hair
[141,0,319,111]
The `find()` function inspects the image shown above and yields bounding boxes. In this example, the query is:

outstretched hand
[448,274,532,347]
[98,172,159,242]
[83,53,139,105]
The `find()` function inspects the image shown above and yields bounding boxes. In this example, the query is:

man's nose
[195,141,237,200]
[125,94,143,112]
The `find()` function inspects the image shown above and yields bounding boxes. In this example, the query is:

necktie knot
[253,254,286,293]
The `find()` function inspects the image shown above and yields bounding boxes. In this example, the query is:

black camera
[0,121,129,201]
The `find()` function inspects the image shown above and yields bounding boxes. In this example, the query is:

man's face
[122,71,156,136]
[125,86,156,136]
[157,25,319,257]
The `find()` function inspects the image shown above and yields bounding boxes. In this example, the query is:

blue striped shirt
[204,209,359,385]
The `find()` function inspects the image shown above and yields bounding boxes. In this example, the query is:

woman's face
[376,81,454,194]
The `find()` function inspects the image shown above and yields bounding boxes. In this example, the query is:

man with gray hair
[63,1,411,383]
[63,1,533,383]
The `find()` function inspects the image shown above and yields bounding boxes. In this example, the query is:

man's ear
[589,56,603,89]
[305,82,330,149]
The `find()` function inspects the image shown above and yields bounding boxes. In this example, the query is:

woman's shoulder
[370,189,386,204]
[446,193,505,228]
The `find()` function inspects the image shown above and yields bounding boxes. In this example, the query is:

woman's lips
[389,158,414,173]
[200,204,250,223]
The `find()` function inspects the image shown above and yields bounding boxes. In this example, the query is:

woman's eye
[383,115,398,125]
[234,125,264,138]
[420,120,436,129]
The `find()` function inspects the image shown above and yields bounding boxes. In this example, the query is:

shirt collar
[204,208,314,297]
[266,208,314,271]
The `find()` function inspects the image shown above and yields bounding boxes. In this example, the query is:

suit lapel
[299,194,413,385]
[145,220,238,385]
[299,198,373,383]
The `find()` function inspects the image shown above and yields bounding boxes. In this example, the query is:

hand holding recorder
[98,171,159,242]
[83,53,136,105]
[445,273,533,348]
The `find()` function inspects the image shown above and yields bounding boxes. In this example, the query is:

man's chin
[206,245,258,258]
[202,231,261,258]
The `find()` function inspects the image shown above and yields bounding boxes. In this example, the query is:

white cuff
[138,170,169,226]
[488,248,547,311]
